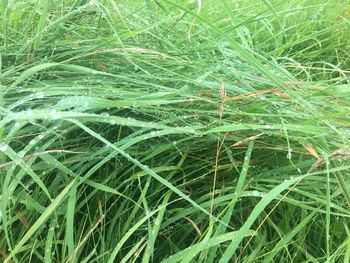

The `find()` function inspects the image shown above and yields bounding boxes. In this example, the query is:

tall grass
[1,0,350,262]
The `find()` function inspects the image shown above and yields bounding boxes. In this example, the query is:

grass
[1,0,350,262]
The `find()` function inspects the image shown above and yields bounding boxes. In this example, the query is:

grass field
[1,0,350,262]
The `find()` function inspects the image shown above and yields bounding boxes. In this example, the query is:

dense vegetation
[1,0,350,262]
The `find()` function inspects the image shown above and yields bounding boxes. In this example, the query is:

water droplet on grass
[0,143,8,152]
[50,109,59,119]
[35,92,45,99]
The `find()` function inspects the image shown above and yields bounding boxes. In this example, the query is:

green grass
[1,0,350,262]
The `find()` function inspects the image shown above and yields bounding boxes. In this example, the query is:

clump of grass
[1,0,350,262]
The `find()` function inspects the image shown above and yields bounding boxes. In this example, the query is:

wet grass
[1,0,350,262]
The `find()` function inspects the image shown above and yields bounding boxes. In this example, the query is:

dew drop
[35,92,45,99]
[0,143,8,152]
